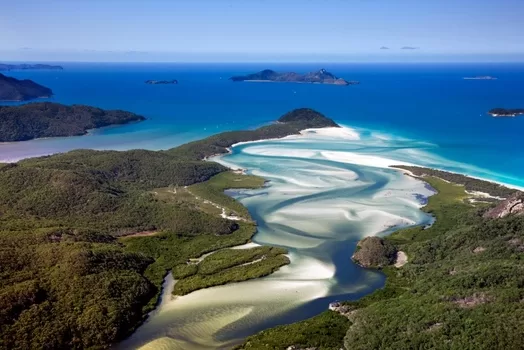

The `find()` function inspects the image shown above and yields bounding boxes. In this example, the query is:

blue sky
[1,0,524,62]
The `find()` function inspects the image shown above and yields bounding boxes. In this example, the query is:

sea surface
[2,63,524,349]
[1,62,524,187]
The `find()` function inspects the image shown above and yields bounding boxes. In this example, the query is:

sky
[1,0,524,62]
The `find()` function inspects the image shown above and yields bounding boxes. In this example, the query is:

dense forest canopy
[0,102,146,142]
[0,74,53,102]
[0,108,338,349]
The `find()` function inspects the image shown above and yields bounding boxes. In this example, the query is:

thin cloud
[401,46,420,50]
[379,46,390,50]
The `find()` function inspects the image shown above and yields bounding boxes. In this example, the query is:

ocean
[1,62,524,187]
[2,62,524,349]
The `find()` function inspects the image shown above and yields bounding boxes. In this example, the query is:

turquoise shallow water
[120,127,436,349]
[1,63,523,349]
[1,62,524,187]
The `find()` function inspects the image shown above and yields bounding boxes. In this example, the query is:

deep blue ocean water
[2,62,524,187]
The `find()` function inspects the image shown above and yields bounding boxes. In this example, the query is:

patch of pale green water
[119,127,435,349]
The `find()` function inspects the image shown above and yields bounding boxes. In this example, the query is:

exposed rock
[394,251,408,267]
[451,293,492,308]
[328,302,357,319]
[483,192,524,219]
[352,236,397,269]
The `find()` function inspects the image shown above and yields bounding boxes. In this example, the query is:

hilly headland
[0,102,146,142]
[0,73,53,101]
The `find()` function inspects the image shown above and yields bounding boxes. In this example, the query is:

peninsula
[145,79,178,85]
[0,63,64,71]
[230,69,359,86]
[0,108,338,349]
[0,73,53,101]
[0,102,146,142]
[488,108,524,117]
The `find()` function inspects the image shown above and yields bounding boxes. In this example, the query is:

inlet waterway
[120,127,436,349]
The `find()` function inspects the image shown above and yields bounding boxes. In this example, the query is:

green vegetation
[168,108,339,161]
[189,171,265,219]
[235,310,350,350]
[0,102,146,141]
[394,165,515,198]
[0,73,53,102]
[352,236,397,268]
[0,108,335,349]
[238,176,524,350]
[172,246,289,295]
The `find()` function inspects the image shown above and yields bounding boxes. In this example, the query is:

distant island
[0,102,146,142]
[463,76,497,80]
[145,79,178,85]
[488,108,524,117]
[0,73,53,101]
[230,69,359,86]
[0,63,63,71]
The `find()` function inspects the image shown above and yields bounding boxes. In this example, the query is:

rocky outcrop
[483,192,524,219]
[352,237,397,269]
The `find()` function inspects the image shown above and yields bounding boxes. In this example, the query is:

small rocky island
[230,69,359,86]
[463,76,497,80]
[145,79,178,85]
[352,236,398,269]
[0,63,64,71]
[0,73,53,101]
[488,108,524,117]
[0,102,146,142]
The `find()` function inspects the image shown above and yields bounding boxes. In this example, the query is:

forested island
[145,79,178,85]
[0,73,53,101]
[0,108,338,349]
[0,102,146,142]
[488,108,524,117]
[0,63,63,71]
[230,69,359,86]
[237,167,524,350]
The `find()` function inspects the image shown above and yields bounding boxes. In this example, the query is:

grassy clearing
[188,172,266,219]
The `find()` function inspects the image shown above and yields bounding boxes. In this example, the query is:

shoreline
[213,125,522,193]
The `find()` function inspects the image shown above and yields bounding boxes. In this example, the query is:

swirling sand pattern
[120,127,435,350]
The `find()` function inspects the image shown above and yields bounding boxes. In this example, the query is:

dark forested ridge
[0,108,337,349]
[0,102,146,142]
[0,73,53,102]
[169,108,339,160]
